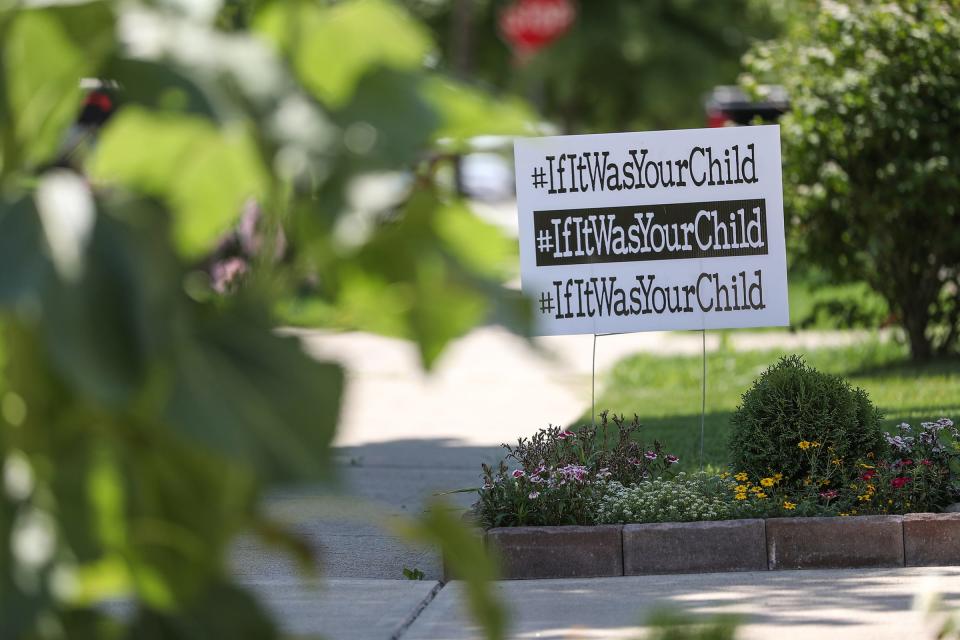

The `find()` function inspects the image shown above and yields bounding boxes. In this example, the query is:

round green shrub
[728,355,885,486]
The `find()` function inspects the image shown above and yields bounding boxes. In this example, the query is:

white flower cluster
[592,473,733,525]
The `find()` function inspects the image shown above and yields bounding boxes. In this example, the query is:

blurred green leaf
[121,433,257,608]
[256,0,432,108]
[55,609,124,640]
[434,200,516,281]
[165,302,344,483]
[103,59,221,121]
[423,77,537,143]
[335,68,438,167]
[0,193,50,306]
[346,190,492,367]
[0,1,114,172]
[88,108,269,258]
[397,499,505,640]
[40,196,178,408]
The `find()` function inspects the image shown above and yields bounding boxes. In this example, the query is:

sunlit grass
[585,340,960,470]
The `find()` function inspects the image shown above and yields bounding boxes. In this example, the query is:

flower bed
[475,415,960,530]
[467,357,960,578]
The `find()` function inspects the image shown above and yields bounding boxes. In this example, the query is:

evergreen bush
[728,355,885,486]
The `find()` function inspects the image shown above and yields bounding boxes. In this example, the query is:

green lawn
[585,340,960,471]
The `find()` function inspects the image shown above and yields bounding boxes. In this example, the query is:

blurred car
[705,85,789,127]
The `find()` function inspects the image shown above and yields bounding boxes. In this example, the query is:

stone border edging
[478,512,960,580]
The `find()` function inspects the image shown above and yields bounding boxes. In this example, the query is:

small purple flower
[644,451,658,461]
[665,455,679,464]
[512,469,525,479]
[528,491,540,499]
[556,430,576,440]
[884,433,914,454]
[529,475,543,484]
[628,457,641,466]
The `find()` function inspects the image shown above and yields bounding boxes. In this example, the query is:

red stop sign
[499,0,576,57]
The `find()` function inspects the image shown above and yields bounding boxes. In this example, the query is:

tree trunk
[902,304,934,361]
[449,0,475,79]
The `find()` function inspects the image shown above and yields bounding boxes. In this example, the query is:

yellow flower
[750,486,762,493]
[803,477,812,486]
[783,501,797,510]
[839,512,850,517]
[719,472,730,479]
[812,442,822,448]
[760,477,775,487]
[798,441,812,450]
[857,494,871,502]
[755,492,768,499]
[832,458,842,466]
[734,472,748,482]
[773,472,784,481]
[858,463,875,469]
[735,485,748,493]
[734,493,748,500]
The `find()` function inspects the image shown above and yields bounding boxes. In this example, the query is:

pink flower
[556,430,576,440]
[819,489,838,500]
[528,491,540,499]
[861,469,877,481]
[891,476,911,489]
[644,451,658,461]
[895,458,914,468]
[921,459,933,466]
[628,457,641,466]
[512,469,525,479]
[665,455,679,464]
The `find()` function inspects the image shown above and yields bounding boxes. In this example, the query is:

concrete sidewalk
[239,568,960,640]
[408,568,960,640]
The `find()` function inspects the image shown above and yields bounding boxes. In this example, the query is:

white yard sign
[514,125,789,336]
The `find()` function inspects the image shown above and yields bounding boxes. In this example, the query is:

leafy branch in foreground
[0,0,535,638]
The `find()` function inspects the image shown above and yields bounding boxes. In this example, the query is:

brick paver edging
[481,512,960,579]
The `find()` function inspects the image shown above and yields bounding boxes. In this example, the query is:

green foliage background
[404,0,785,133]
[741,0,960,359]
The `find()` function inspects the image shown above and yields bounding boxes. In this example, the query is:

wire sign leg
[699,329,707,473]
